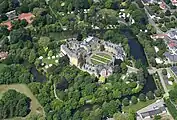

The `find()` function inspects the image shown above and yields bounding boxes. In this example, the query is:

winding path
[53,83,60,100]
[53,83,63,102]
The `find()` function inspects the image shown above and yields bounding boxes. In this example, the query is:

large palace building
[60,36,126,79]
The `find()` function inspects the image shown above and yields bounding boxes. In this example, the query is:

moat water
[122,29,157,94]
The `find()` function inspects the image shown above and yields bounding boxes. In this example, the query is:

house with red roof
[159,2,166,9]
[0,13,35,30]
[171,0,177,6]
[0,51,8,60]
[150,34,167,39]
[18,13,35,24]
[1,21,12,30]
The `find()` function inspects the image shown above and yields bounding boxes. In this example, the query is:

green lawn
[96,53,112,60]
[122,99,156,113]
[91,59,104,65]
[91,55,111,64]
[42,58,58,66]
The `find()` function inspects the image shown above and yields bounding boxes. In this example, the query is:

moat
[123,29,157,94]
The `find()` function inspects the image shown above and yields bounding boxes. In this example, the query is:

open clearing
[0,84,45,120]
[122,99,156,113]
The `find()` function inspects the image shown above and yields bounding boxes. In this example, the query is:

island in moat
[60,36,125,82]
[0,0,177,120]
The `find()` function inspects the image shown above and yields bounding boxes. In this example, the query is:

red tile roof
[171,0,177,5]
[1,21,12,30]
[0,52,8,60]
[0,13,35,30]
[169,41,177,48]
[18,13,35,24]
[160,2,166,9]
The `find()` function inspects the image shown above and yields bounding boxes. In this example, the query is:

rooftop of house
[18,13,35,24]
[171,0,177,6]
[168,41,177,48]
[1,21,12,30]
[164,52,177,62]
[0,51,8,60]
[171,66,177,75]
[159,2,166,9]
[167,29,177,40]
[0,13,35,30]
[137,99,166,119]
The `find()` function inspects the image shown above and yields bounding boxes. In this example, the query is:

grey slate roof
[164,52,177,62]
[171,66,177,75]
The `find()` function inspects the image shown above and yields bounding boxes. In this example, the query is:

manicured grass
[91,59,103,65]
[0,84,45,119]
[91,55,111,64]
[122,99,156,113]
[96,53,112,60]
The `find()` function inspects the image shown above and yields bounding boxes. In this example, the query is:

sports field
[91,53,112,65]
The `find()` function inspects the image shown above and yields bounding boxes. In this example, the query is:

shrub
[139,93,146,102]
[154,89,162,97]
[162,69,167,75]
[146,91,155,100]
[131,96,138,104]
[122,98,129,106]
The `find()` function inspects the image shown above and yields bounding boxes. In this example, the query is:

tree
[77,33,83,41]
[139,93,146,102]
[162,69,167,75]
[122,98,129,106]
[9,28,30,44]
[102,100,120,116]
[103,30,114,41]
[165,10,171,16]
[121,62,127,73]
[169,85,177,103]
[0,90,31,119]
[146,91,155,100]
[29,49,37,63]
[154,89,162,97]
[154,115,162,120]
[38,36,50,48]
[131,96,138,104]
[0,14,8,22]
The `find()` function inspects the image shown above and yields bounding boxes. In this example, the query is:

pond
[30,66,47,83]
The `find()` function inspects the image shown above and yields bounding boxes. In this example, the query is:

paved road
[127,65,139,73]
[167,67,177,83]
[144,7,163,34]
[157,70,169,97]
[147,67,169,96]
[162,0,177,13]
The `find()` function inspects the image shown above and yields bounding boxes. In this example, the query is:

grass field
[42,58,59,66]
[0,84,45,120]
[96,53,112,60]
[91,53,112,65]
[122,99,156,113]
